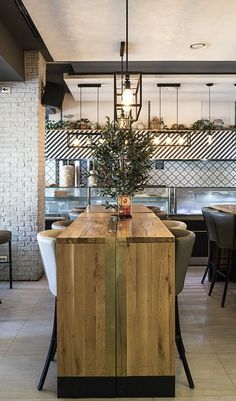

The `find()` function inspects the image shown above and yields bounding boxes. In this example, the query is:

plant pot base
[119,214,132,219]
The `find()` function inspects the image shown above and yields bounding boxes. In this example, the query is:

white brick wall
[0,51,46,281]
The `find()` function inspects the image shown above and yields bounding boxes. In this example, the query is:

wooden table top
[57,211,174,244]
[86,204,153,213]
[210,204,236,214]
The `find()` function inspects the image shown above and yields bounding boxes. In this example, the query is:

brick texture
[0,51,46,281]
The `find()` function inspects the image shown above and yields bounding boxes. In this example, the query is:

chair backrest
[51,220,71,229]
[163,220,187,230]
[37,229,63,297]
[202,207,217,242]
[68,211,81,221]
[170,228,196,296]
[211,211,236,250]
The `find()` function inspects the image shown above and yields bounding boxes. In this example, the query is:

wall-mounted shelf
[46,129,236,160]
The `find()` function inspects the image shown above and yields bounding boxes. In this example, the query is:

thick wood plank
[56,206,175,389]
[116,240,175,377]
[210,203,236,214]
[57,214,115,244]
[57,212,174,244]
[86,204,153,213]
[57,239,116,377]
[117,213,174,243]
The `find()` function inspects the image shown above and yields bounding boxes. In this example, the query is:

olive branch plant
[90,118,155,205]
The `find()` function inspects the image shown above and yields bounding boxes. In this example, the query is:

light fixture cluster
[67,132,101,148]
[151,131,191,147]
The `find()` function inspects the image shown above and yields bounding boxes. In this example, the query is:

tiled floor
[0,267,236,400]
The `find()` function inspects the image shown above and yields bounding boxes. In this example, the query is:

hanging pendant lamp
[206,83,214,145]
[114,0,142,127]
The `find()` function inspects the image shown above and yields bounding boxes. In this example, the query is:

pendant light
[152,83,191,147]
[206,83,214,145]
[67,83,102,148]
[114,0,142,126]
[206,83,213,122]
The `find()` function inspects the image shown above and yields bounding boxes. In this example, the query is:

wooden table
[86,204,154,213]
[210,204,236,214]
[56,210,175,398]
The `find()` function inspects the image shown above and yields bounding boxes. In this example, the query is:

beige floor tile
[217,353,236,374]
[1,267,236,399]
[176,376,236,397]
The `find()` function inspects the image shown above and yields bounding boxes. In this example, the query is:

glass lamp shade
[178,136,185,145]
[166,136,172,145]
[153,136,160,146]
[122,87,133,106]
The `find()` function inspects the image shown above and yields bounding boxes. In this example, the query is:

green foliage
[91,118,154,199]
[190,119,215,130]
[45,118,92,130]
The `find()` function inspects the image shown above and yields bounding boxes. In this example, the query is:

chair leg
[201,264,209,284]
[208,248,221,297]
[201,240,212,284]
[51,339,57,361]
[175,297,194,389]
[37,299,57,391]
[9,240,12,289]
[221,250,231,308]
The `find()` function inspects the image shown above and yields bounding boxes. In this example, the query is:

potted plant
[91,118,154,218]
[45,118,92,130]
[190,119,215,130]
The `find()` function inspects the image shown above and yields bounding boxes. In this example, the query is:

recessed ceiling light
[189,42,207,50]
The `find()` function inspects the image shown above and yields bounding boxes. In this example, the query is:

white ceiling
[22,0,236,101]
[22,0,236,62]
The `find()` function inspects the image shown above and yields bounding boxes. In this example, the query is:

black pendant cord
[208,85,211,122]
[121,53,124,96]
[159,86,162,130]
[80,87,82,120]
[97,86,99,127]
[126,0,128,74]
[176,86,179,128]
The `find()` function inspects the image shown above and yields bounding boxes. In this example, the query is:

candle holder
[118,195,132,219]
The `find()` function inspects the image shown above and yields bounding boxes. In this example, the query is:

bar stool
[208,211,236,307]
[37,229,63,390]
[201,207,218,284]
[170,228,195,389]
[147,206,167,219]
[163,220,187,230]
[69,209,85,221]
[51,220,72,230]
[0,230,13,289]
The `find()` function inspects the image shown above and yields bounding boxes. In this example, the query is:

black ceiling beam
[70,61,236,75]
[0,0,52,63]
[0,21,24,80]
[157,83,181,87]
[78,83,101,88]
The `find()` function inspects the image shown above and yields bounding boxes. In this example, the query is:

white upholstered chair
[51,219,71,229]
[163,220,187,230]
[37,229,63,390]
[170,228,195,389]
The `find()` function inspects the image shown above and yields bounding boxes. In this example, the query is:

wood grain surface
[86,204,153,213]
[56,208,175,379]
[210,204,236,214]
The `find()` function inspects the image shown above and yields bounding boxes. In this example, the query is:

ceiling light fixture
[152,83,191,147]
[206,83,213,122]
[189,42,207,50]
[114,0,142,127]
[206,83,214,145]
